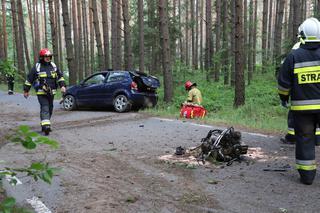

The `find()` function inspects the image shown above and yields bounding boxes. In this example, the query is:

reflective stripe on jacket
[278,43,320,112]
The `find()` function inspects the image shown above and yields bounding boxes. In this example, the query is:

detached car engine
[198,127,248,164]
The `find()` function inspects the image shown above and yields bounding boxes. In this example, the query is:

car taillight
[131,81,138,90]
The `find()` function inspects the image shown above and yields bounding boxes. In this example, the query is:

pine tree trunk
[89,0,95,72]
[1,0,7,58]
[243,0,247,72]
[11,0,24,74]
[273,0,285,65]
[230,0,236,86]
[116,1,122,69]
[72,0,79,80]
[111,0,118,69]
[55,0,63,70]
[18,0,31,71]
[122,0,133,70]
[138,0,144,72]
[159,0,173,102]
[82,0,90,76]
[234,0,245,107]
[191,0,196,69]
[261,0,268,73]
[0,0,3,59]
[77,0,84,80]
[61,0,76,84]
[33,0,40,57]
[185,0,189,66]
[215,0,221,81]
[248,0,254,85]
[267,0,273,58]
[42,0,48,48]
[92,0,104,71]
[222,0,229,85]
[253,0,258,73]
[205,0,213,81]
[101,0,110,70]
[199,0,203,70]
[48,0,60,69]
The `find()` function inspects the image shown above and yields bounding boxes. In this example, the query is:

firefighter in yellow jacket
[23,48,66,135]
[184,80,202,105]
[278,18,320,185]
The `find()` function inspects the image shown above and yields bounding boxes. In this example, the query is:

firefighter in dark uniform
[279,42,320,145]
[23,48,66,135]
[6,72,14,95]
[278,17,320,185]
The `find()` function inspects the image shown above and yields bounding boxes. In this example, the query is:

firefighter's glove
[61,86,66,94]
[281,100,289,108]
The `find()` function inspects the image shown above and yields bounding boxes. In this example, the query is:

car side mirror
[80,81,85,86]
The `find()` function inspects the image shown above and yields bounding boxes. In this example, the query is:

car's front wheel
[113,94,131,112]
[63,94,76,111]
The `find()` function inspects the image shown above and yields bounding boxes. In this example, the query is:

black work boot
[298,170,316,185]
[42,125,51,136]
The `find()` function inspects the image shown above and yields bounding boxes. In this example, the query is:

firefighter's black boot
[42,125,51,136]
[299,170,316,185]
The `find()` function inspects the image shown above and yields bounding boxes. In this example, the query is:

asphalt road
[1,91,320,213]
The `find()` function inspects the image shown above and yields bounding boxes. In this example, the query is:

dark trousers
[292,112,319,184]
[7,77,14,92]
[37,95,54,126]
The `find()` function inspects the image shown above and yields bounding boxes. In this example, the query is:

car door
[76,73,107,106]
[103,71,129,105]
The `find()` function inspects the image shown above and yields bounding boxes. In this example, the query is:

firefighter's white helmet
[298,17,320,42]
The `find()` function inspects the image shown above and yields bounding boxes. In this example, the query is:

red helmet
[185,81,194,90]
[39,48,53,57]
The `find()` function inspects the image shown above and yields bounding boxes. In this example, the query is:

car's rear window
[106,72,127,82]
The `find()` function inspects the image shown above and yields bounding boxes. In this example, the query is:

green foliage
[0,60,17,78]
[0,126,61,212]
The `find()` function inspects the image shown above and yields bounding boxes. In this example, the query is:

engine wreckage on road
[176,127,248,165]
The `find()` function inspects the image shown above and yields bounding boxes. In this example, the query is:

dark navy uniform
[24,61,65,133]
[6,73,14,95]
[278,42,320,184]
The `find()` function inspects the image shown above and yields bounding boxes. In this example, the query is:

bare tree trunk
[111,0,119,69]
[205,0,213,82]
[253,0,257,73]
[61,0,76,84]
[101,0,110,70]
[77,0,84,80]
[18,0,31,71]
[92,0,104,71]
[1,0,7,58]
[34,0,40,56]
[0,0,3,59]
[89,0,95,72]
[267,0,273,58]
[222,0,229,85]
[138,0,144,72]
[48,0,60,69]
[116,0,122,68]
[195,0,199,70]
[230,0,236,86]
[82,0,89,76]
[191,0,196,69]
[179,0,184,64]
[185,0,189,66]
[55,0,63,70]
[248,0,254,84]
[234,0,245,107]
[273,0,285,65]
[159,0,173,102]
[11,0,24,74]
[215,0,221,81]
[243,0,247,73]
[42,0,48,48]
[122,0,133,70]
[261,0,268,73]
[72,0,79,80]
[200,0,203,70]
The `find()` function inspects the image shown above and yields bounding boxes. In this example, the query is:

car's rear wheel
[63,94,76,111]
[113,94,131,112]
